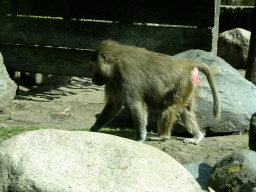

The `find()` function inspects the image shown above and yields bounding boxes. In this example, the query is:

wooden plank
[211,0,221,55]
[0,16,214,55]
[0,0,216,27]
[0,24,214,76]
[0,44,94,77]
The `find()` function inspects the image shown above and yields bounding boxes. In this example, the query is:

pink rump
[191,67,200,85]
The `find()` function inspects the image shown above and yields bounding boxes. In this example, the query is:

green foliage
[0,127,137,144]
[71,128,90,131]
[237,144,249,149]
[0,116,12,121]
[0,126,44,143]
[162,145,168,151]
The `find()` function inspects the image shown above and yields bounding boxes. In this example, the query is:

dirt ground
[0,77,249,167]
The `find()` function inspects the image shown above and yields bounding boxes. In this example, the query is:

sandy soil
[0,77,249,166]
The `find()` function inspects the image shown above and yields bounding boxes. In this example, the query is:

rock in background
[206,150,256,192]
[218,28,250,69]
[0,53,17,110]
[0,129,203,192]
[173,49,256,134]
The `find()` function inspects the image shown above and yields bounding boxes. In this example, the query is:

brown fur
[89,40,221,144]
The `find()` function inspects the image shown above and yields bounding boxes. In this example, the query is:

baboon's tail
[195,62,221,120]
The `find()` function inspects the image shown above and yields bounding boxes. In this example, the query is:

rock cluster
[0,53,17,110]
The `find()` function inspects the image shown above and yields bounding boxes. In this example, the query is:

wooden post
[249,112,256,152]
[245,1,256,85]
[211,0,221,55]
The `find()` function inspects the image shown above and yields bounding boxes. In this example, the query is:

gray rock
[0,129,203,192]
[217,28,250,69]
[173,49,256,134]
[206,150,256,192]
[184,161,213,190]
[0,53,17,110]
[249,112,256,151]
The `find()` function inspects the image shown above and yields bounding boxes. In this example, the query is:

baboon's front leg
[127,102,148,142]
[90,101,122,132]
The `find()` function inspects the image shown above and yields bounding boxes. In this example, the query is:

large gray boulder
[0,53,17,110]
[206,150,256,192]
[0,129,203,192]
[217,28,250,69]
[173,49,256,134]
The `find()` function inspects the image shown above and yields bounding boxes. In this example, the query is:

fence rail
[0,0,216,27]
[0,44,94,77]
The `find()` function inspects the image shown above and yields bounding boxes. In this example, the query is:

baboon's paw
[183,138,202,145]
[146,136,161,141]
[183,132,204,145]
[146,135,170,141]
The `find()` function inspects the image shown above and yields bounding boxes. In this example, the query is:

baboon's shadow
[96,108,189,136]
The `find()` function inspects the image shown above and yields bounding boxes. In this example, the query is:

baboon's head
[89,40,117,86]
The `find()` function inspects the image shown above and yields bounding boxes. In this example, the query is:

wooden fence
[220,5,254,33]
[0,0,220,78]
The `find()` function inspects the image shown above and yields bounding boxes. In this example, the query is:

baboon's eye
[101,52,107,63]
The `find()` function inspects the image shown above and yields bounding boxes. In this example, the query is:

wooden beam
[0,44,94,77]
[0,0,216,27]
[0,16,214,55]
[245,3,256,84]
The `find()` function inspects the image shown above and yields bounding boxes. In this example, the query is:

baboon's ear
[101,52,107,63]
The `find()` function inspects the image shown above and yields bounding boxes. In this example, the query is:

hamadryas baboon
[89,40,221,144]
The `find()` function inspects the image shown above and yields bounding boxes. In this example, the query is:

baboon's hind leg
[147,105,179,141]
[180,101,204,145]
